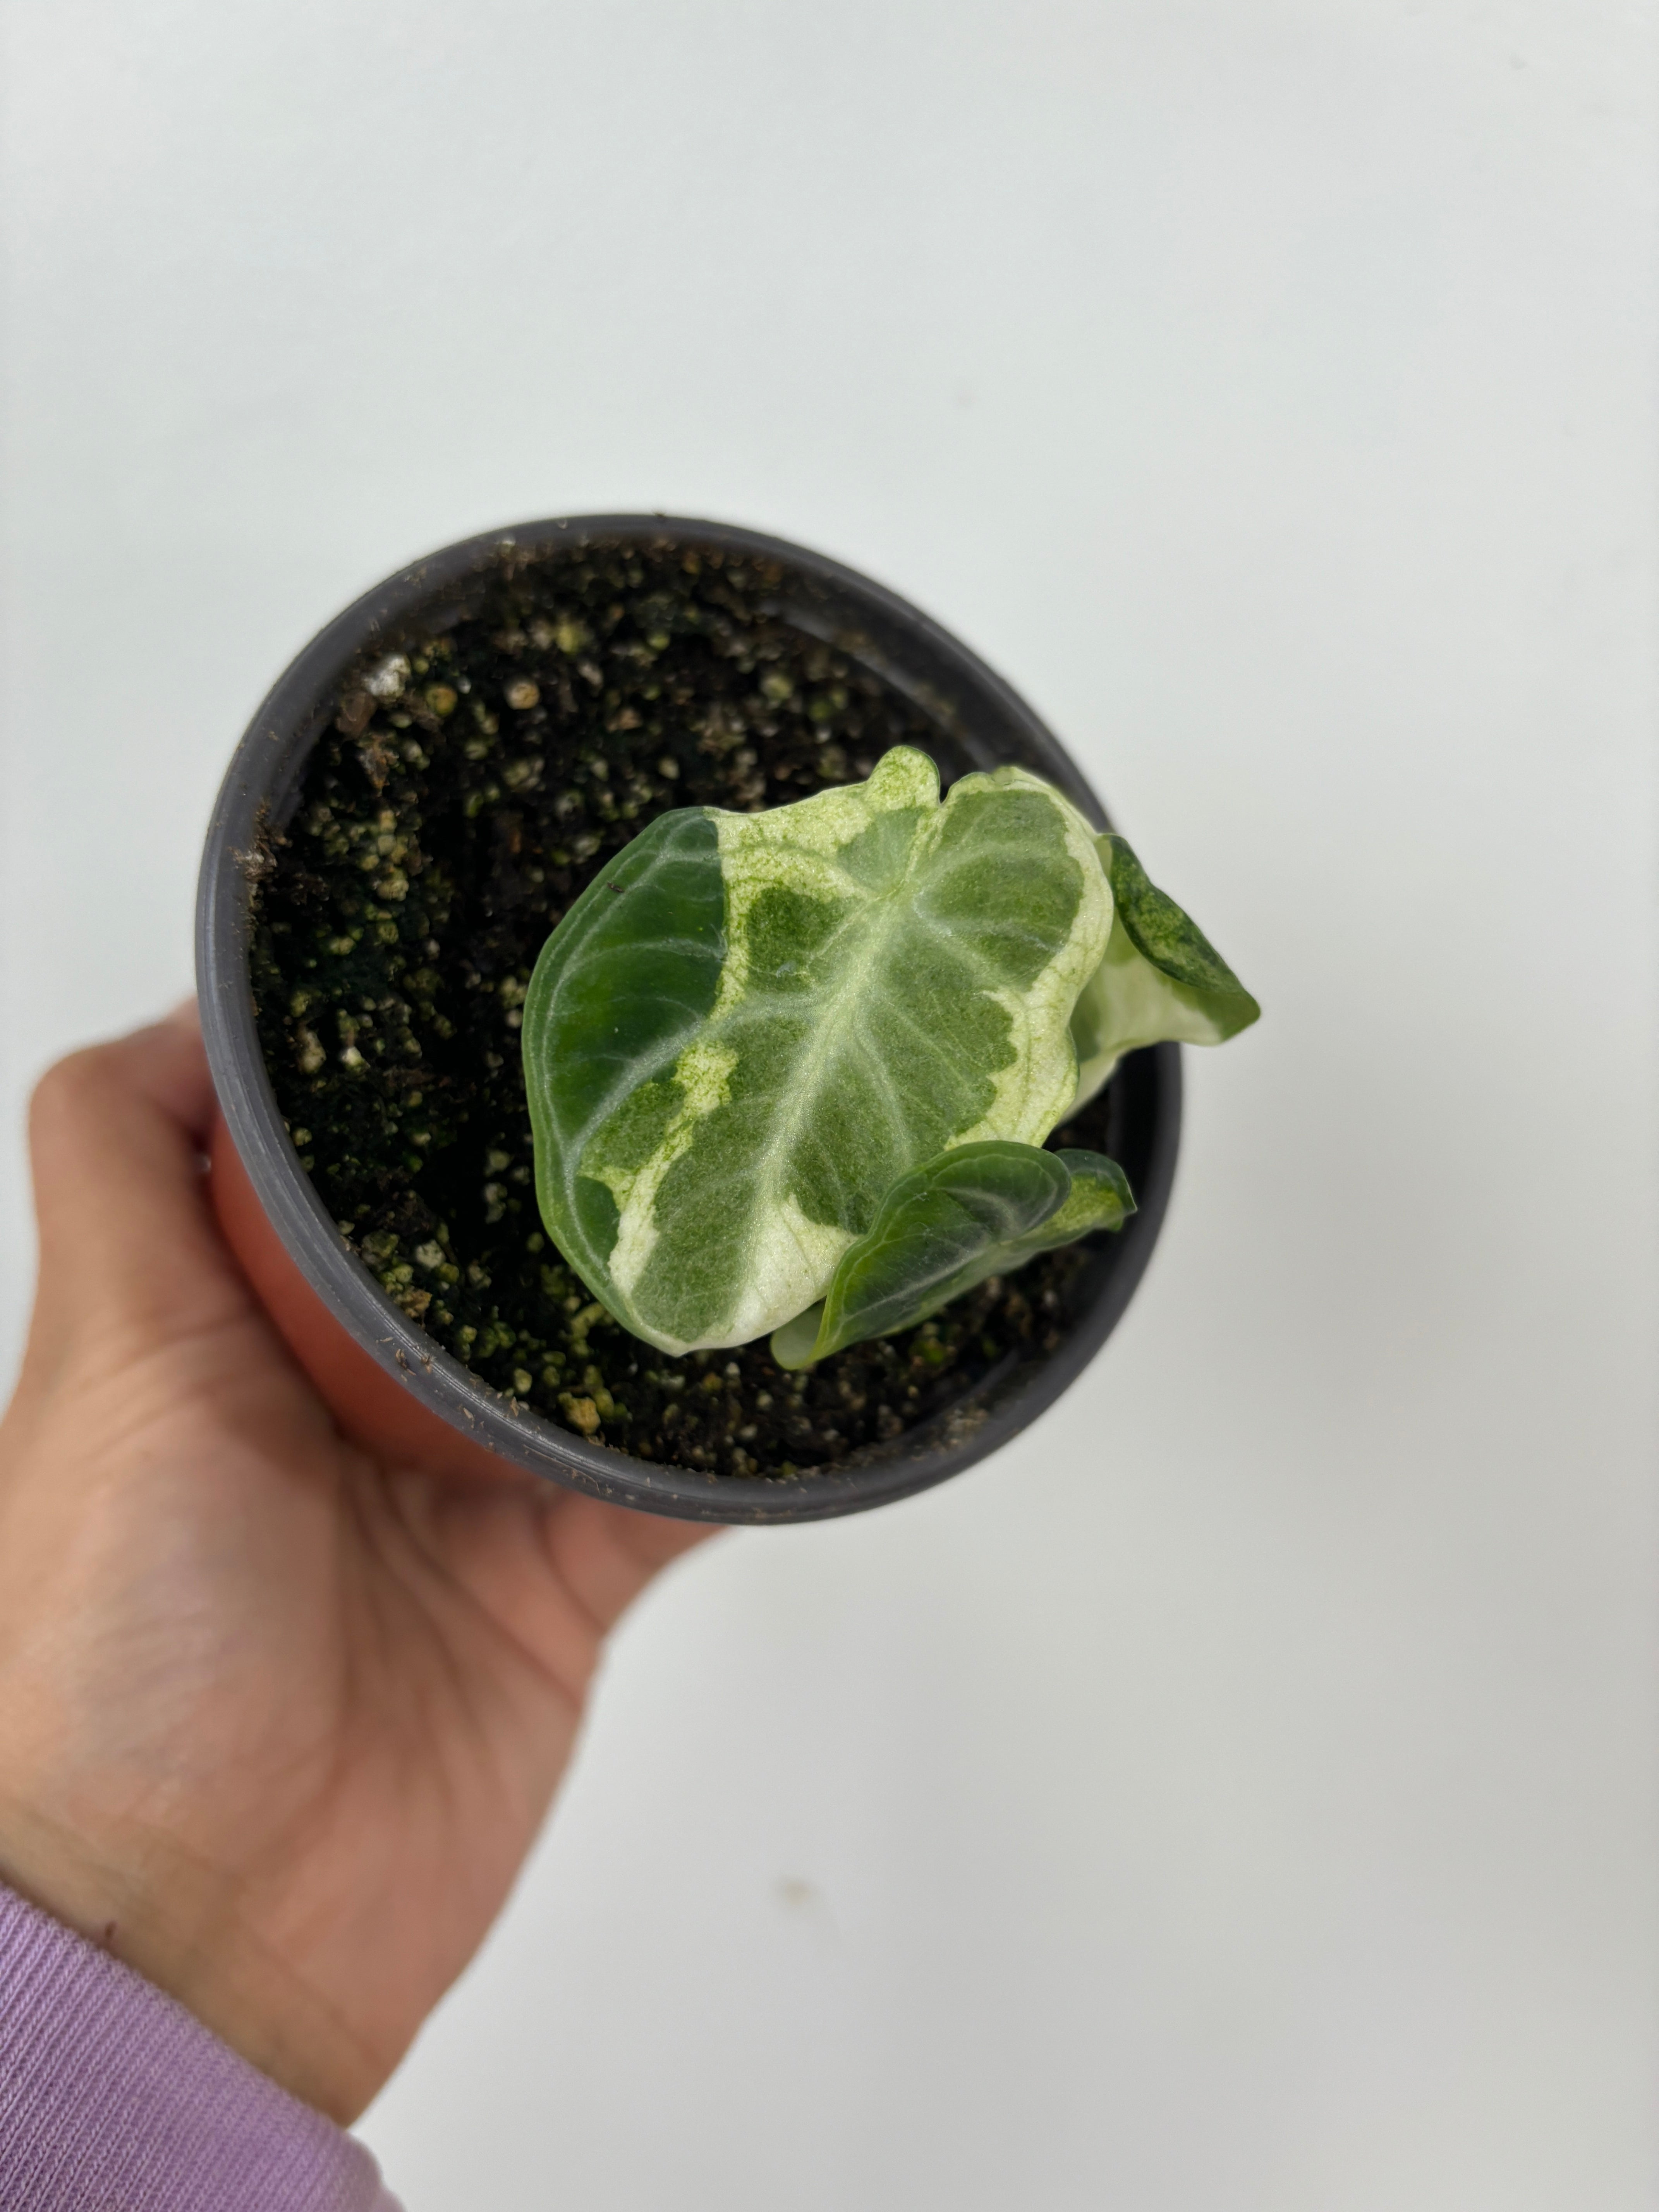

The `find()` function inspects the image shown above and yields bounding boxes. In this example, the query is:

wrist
[0,1802,383,2123]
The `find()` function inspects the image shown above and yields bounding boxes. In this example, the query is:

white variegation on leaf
[524,747,1113,1355]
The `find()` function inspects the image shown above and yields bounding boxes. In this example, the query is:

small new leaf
[770,1142,1135,1369]
[1069,834,1260,1108]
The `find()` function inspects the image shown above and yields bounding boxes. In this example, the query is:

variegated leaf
[1069,834,1260,1109]
[769,1143,1135,1369]
[523,746,1112,1354]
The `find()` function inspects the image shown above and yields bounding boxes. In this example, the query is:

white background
[3,3,1656,2205]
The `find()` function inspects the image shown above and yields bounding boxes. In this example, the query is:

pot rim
[196,514,1181,1524]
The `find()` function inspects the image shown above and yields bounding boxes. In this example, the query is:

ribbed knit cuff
[0,1882,398,2211]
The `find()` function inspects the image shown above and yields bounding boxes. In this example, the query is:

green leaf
[1069,834,1260,1108]
[524,746,1112,1354]
[769,1142,1135,1368]
[1024,1147,1137,1249]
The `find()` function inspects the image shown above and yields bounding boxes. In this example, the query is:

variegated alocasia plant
[523,745,1256,1362]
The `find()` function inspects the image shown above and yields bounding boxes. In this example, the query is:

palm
[0,1012,706,2121]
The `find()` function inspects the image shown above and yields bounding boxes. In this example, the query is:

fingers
[541,1494,718,1638]
[23,1008,718,1643]
[25,1003,248,1367]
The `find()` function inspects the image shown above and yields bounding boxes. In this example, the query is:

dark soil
[251,541,1123,1478]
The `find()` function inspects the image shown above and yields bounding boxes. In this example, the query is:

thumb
[24,1003,249,1374]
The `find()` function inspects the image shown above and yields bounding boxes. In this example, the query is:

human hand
[0,1007,710,2122]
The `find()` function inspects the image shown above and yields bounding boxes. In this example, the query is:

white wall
[2,3,1656,2205]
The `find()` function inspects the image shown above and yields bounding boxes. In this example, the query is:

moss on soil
[251,541,1120,1478]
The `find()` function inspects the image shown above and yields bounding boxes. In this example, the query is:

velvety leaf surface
[524,746,1111,1353]
[770,1143,1135,1369]
[1070,833,1261,1108]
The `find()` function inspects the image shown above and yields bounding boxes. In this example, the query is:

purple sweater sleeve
[0,1883,400,2212]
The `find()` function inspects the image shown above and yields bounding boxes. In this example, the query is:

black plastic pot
[198,516,1180,1524]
